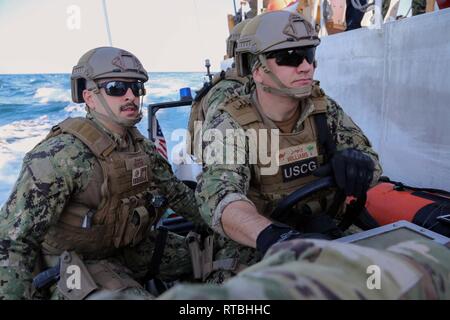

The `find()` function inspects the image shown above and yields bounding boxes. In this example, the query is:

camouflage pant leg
[204,234,261,284]
[48,257,154,300]
[158,231,193,281]
[121,229,193,282]
[50,285,154,300]
[48,231,193,300]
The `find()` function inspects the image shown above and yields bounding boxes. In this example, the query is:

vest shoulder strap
[128,127,145,142]
[310,82,328,115]
[219,94,260,127]
[314,113,336,159]
[223,68,248,85]
[309,82,336,157]
[50,117,117,158]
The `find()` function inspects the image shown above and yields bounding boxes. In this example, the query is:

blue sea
[0,72,206,206]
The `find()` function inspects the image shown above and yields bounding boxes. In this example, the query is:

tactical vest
[41,118,160,259]
[187,68,250,156]
[219,84,337,227]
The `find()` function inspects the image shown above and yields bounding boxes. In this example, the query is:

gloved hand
[302,213,344,239]
[256,222,331,256]
[315,148,374,198]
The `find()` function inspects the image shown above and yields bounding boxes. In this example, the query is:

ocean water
[0,72,206,206]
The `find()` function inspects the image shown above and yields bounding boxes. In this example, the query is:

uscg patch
[281,158,318,182]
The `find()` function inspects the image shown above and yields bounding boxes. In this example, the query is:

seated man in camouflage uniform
[195,11,383,283]
[0,47,203,300]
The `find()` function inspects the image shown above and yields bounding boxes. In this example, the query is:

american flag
[152,117,168,160]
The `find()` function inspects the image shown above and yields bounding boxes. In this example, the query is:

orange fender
[365,182,435,225]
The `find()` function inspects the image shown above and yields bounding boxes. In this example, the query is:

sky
[0,0,417,74]
[0,0,236,73]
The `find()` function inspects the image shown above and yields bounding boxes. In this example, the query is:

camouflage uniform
[196,87,382,283]
[0,114,202,300]
[160,238,450,300]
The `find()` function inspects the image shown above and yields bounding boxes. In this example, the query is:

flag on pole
[152,117,168,160]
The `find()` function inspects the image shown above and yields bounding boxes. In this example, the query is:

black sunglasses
[266,47,316,67]
[97,81,146,97]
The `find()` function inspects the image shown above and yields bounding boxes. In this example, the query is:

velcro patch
[132,166,148,186]
[278,142,318,166]
[281,157,318,182]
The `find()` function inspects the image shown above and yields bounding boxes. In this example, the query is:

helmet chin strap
[87,80,143,128]
[257,54,312,99]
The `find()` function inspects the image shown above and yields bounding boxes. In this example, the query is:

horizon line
[0,70,218,76]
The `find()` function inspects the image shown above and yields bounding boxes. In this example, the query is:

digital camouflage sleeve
[0,129,200,300]
[196,95,382,235]
[0,134,95,299]
[160,238,450,300]
[140,139,203,226]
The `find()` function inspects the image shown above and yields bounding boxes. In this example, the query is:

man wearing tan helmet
[196,11,382,283]
[0,47,203,299]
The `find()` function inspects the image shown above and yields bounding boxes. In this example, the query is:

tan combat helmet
[71,47,148,127]
[226,19,252,59]
[235,11,320,99]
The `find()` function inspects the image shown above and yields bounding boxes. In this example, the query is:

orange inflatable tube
[365,182,435,225]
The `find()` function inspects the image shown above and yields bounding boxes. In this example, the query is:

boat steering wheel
[271,177,367,232]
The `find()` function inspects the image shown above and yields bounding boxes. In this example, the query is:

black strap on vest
[313,113,345,214]
[313,113,336,160]
[313,113,358,230]
[313,114,374,230]
[145,226,168,281]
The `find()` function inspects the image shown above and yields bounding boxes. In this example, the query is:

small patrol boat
[0,0,449,301]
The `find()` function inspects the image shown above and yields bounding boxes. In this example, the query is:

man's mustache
[120,102,139,111]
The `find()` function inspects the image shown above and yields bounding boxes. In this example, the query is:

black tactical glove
[256,222,331,256]
[315,148,374,199]
[301,213,344,239]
